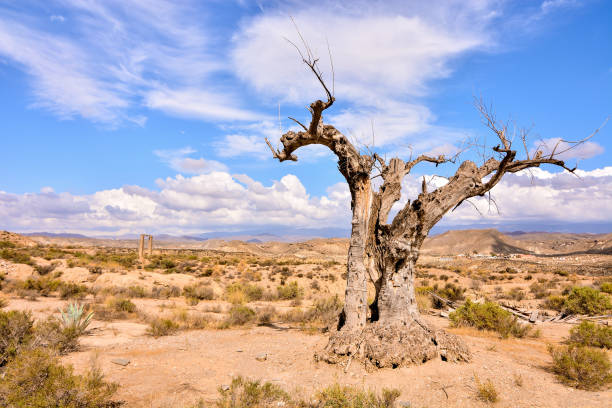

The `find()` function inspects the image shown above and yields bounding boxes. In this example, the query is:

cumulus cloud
[154,147,228,174]
[1,166,611,235]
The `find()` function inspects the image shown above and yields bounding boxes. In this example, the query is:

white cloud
[145,88,263,122]
[1,166,611,235]
[0,1,261,124]
[230,1,502,154]
[154,147,228,174]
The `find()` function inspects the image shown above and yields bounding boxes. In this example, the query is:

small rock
[236,349,243,352]
[440,311,449,318]
[255,353,268,362]
[398,402,411,408]
[111,358,130,366]
[221,384,230,391]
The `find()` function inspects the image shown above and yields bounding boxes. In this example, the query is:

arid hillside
[20,229,612,258]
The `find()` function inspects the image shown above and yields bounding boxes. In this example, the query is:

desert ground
[0,229,610,407]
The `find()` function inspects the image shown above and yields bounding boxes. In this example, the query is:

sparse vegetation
[548,344,612,390]
[147,317,180,337]
[475,376,498,403]
[277,281,302,300]
[214,377,400,408]
[450,299,531,338]
[0,348,118,407]
[567,321,612,349]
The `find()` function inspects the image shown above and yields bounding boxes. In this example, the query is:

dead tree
[266,49,597,368]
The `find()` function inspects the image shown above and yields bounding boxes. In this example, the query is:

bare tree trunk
[376,250,419,324]
[341,178,372,330]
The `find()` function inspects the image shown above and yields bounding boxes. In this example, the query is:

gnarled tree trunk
[267,50,581,369]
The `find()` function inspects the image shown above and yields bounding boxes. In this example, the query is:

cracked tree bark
[266,54,586,369]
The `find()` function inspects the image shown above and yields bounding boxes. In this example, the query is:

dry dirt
[1,230,611,407]
[4,295,606,408]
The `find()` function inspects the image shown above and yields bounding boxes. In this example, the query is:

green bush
[20,277,62,296]
[449,299,531,338]
[34,262,57,276]
[110,297,137,313]
[277,281,302,300]
[548,344,612,390]
[544,295,565,311]
[563,287,611,315]
[0,348,118,407]
[568,321,612,349]
[600,282,612,294]
[0,310,34,367]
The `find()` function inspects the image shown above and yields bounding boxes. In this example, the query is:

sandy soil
[40,309,608,408]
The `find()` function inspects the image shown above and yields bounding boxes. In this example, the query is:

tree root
[315,318,471,368]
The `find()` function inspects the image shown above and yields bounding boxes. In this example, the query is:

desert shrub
[126,285,148,298]
[0,248,34,265]
[475,377,498,403]
[215,376,291,408]
[548,344,612,390]
[20,276,62,296]
[0,240,16,249]
[314,383,400,408]
[504,287,525,301]
[277,281,302,300]
[530,282,551,299]
[150,285,181,299]
[224,305,256,327]
[256,306,277,325]
[600,282,612,294]
[544,295,565,311]
[562,287,611,315]
[567,321,612,349]
[449,300,531,338]
[226,282,264,304]
[33,317,80,354]
[0,348,118,407]
[88,266,103,274]
[110,297,137,313]
[147,318,179,337]
[59,282,89,299]
[34,262,57,276]
[431,283,465,308]
[0,310,34,367]
[183,284,215,304]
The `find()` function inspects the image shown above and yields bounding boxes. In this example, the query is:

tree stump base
[315,318,471,368]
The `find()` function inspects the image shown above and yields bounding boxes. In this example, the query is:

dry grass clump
[277,281,303,300]
[93,296,137,320]
[567,321,612,349]
[0,348,118,407]
[600,282,612,294]
[214,377,400,408]
[449,299,531,338]
[548,344,612,390]
[225,282,264,304]
[146,309,211,336]
[183,283,215,304]
[147,318,180,337]
[475,376,498,403]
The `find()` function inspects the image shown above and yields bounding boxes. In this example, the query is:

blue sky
[0,0,611,236]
